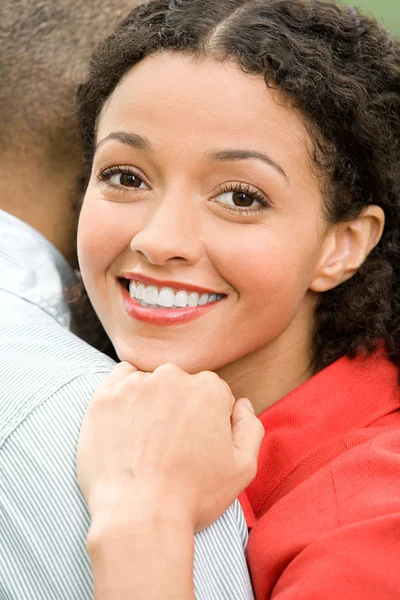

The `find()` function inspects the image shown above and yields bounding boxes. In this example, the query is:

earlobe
[310,205,385,293]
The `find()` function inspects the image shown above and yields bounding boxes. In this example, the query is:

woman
[76,0,400,598]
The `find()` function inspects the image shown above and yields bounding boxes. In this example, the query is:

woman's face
[78,53,329,373]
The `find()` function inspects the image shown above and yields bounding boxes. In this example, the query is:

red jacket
[240,352,400,599]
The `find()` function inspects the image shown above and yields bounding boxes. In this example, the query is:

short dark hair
[0,0,139,162]
[78,0,400,372]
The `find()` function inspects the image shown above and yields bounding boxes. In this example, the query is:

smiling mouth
[120,278,226,309]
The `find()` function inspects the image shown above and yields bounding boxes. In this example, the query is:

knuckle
[87,389,114,416]
[118,360,132,369]
[197,371,229,393]
[129,370,147,383]
[112,371,146,399]
[153,363,183,377]
[119,371,146,394]
[198,370,220,383]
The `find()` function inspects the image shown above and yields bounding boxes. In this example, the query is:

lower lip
[121,285,224,325]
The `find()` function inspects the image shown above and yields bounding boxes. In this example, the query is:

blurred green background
[340,0,399,35]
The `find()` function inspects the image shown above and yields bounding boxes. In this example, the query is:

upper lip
[120,272,225,295]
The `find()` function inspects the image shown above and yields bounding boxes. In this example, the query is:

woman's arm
[77,362,263,599]
[88,513,195,600]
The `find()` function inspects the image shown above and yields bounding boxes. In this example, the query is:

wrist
[88,513,195,600]
[87,487,196,540]
[87,478,197,530]
[87,508,195,556]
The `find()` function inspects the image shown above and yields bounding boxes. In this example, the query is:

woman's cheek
[77,203,98,276]
[215,230,290,295]
[79,198,129,274]
[78,199,118,292]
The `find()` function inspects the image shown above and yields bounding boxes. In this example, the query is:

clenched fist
[77,362,264,533]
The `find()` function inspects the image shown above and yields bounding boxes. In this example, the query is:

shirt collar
[245,351,400,520]
[0,209,77,329]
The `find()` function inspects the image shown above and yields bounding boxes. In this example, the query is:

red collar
[241,351,400,524]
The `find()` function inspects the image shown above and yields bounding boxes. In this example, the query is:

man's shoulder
[0,288,114,447]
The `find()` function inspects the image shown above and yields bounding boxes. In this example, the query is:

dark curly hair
[77,0,400,373]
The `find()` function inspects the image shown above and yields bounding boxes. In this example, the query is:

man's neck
[0,159,79,267]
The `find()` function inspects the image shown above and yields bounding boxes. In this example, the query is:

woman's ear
[310,205,385,293]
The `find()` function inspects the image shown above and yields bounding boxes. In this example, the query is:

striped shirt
[0,210,253,599]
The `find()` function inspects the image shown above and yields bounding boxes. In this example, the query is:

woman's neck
[216,327,314,416]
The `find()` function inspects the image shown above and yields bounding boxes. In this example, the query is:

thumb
[231,398,264,476]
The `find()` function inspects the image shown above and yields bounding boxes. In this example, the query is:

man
[0,1,255,598]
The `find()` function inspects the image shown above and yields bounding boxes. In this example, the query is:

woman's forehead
[96,53,313,171]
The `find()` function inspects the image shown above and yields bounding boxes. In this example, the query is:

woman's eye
[215,190,262,209]
[109,171,147,189]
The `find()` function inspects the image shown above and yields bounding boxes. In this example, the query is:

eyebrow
[96,131,288,183]
[96,131,153,152]
[205,149,289,183]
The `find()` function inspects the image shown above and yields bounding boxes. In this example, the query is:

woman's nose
[129,197,203,266]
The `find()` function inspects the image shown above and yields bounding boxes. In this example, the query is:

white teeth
[136,283,145,300]
[198,293,209,306]
[158,287,175,308]
[187,292,199,307]
[129,281,137,298]
[143,285,159,305]
[174,290,188,308]
[127,280,224,309]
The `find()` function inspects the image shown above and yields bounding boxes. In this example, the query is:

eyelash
[97,165,147,192]
[214,182,271,215]
[96,166,271,213]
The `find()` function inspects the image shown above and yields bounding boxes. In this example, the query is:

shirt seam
[0,370,110,450]
[0,287,68,328]
[329,464,342,528]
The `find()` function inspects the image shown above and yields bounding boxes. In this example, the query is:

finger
[153,363,185,376]
[195,371,236,414]
[231,397,264,469]
[101,361,138,387]
[218,377,236,413]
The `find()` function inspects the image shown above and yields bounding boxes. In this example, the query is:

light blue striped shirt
[0,210,253,599]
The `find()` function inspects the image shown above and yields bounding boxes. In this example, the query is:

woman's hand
[76,361,263,599]
[77,361,264,532]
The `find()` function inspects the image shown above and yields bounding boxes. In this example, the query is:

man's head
[0,0,140,265]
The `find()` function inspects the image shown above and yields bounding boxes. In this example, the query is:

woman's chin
[115,343,207,374]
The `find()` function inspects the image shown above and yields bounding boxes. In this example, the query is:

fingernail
[245,399,255,413]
